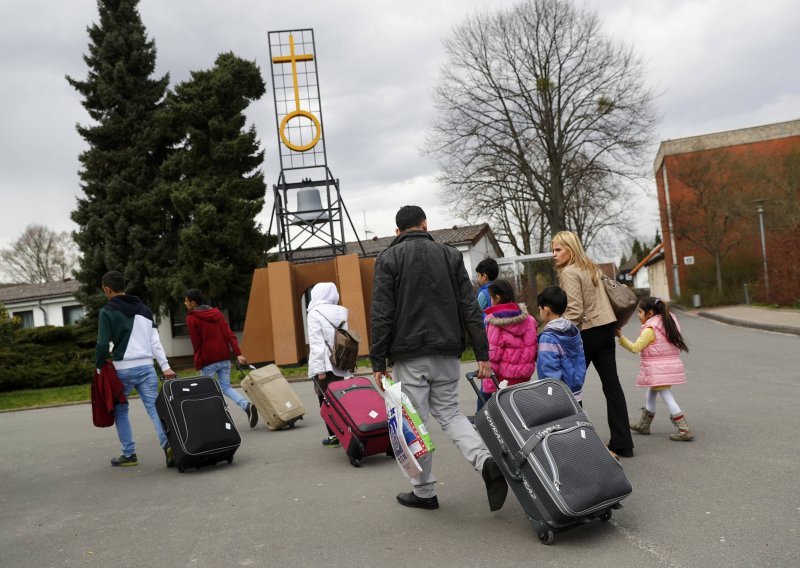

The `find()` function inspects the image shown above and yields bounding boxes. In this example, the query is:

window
[62,305,85,325]
[170,303,188,337]
[13,310,34,329]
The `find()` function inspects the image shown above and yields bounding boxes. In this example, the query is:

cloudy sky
[1,0,799,262]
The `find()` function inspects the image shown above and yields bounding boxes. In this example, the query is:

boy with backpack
[536,286,587,404]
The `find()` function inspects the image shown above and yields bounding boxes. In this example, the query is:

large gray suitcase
[467,374,632,544]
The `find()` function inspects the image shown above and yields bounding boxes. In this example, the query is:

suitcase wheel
[288,421,296,428]
[600,509,612,522]
[537,530,555,545]
[227,456,234,464]
[177,464,186,473]
[349,457,361,468]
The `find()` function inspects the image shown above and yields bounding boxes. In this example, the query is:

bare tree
[439,153,542,255]
[755,147,800,229]
[669,151,749,293]
[0,225,79,284]
[427,0,657,250]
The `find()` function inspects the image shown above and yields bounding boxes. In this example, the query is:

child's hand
[614,328,622,338]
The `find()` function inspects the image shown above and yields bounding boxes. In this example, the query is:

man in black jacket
[371,205,508,512]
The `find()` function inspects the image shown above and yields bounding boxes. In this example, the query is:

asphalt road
[1,313,798,568]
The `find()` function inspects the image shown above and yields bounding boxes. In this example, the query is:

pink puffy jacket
[637,314,687,387]
[483,303,538,393]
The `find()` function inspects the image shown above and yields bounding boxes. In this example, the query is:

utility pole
[755,201,770,300]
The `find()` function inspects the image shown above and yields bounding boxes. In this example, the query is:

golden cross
[272,34,321,152]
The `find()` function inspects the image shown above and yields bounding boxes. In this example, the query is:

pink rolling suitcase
[314,376,393,467]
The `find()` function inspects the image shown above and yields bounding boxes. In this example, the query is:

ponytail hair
[638,297,689,352]
[488,279,516,304]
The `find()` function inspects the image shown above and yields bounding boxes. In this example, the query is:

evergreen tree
[67,0,170,315]
[151,53,268,311]
[631,238,645,262]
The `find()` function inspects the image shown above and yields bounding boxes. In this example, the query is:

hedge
[0,321,96,392]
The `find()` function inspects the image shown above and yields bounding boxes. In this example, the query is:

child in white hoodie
[307,282,352,447]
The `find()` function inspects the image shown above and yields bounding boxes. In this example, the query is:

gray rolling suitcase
[467,373,632,544]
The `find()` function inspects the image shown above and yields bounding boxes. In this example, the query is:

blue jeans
[202,360,249,412]
[114,365,168,456]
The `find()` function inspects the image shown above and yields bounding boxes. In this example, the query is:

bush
[0,320,96,392]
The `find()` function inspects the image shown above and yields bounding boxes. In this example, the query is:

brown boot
[669,413,694,441]
[630,408,655,435]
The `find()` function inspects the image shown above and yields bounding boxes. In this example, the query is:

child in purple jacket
[483,280,538,400]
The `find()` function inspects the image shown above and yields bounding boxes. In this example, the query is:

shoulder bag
[601,275,638,327]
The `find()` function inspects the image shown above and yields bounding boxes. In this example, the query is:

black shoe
[396,492,439,510]
[247,403,258,429]
[482,457,508,512]
[612,447,634,458]
[111,453,138,467]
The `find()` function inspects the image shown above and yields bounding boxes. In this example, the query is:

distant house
[284,222,505,277]
[628,243,667,296]
[0,280,85,329]
[644,246,670,301]
[617,256,639,284]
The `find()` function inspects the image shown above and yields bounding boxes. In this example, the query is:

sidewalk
[690,304,800,336]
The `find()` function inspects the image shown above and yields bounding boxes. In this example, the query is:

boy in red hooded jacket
[185,289,258,428]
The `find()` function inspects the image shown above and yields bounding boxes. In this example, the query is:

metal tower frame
[267,28,364,263]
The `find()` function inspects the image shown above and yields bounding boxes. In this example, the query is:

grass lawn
[0,354,421,412]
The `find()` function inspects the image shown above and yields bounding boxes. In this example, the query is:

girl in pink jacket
[482,280,538,400]
[616,297,694,441]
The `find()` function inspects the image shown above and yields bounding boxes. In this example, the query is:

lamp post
[755,201,770,300]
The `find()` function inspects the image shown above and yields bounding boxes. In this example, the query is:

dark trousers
[581,323,633,452]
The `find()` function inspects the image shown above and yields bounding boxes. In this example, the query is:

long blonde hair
[552,231,602,286]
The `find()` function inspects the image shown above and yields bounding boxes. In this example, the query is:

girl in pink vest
[615,297,694,441]
[483,280,538,400]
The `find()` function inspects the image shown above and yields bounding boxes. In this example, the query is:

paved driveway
[1,313,798,567]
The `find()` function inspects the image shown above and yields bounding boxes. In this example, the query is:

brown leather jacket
[558,264,616,331]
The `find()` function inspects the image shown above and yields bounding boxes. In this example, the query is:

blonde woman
[551,231,634,458]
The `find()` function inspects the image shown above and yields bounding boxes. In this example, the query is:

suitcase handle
[311,375,331,406]
[465,371,500,403]
[235,362,256,380]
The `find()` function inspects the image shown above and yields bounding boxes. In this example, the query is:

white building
[0,280,85,328]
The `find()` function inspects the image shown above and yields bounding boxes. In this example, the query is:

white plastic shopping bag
[382,376,435,479]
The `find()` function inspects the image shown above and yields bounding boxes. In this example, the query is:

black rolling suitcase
[466,372,632,544]
[156,375,241,473]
